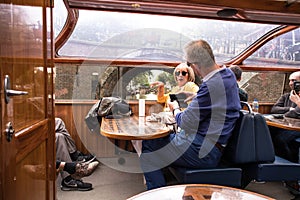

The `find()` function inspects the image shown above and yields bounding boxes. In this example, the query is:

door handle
[4,75,28,104]
[5,122,15,142]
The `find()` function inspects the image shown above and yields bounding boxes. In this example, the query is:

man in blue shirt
[140,40,241,190]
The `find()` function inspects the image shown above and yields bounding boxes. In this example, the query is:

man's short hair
[229,65,242,81]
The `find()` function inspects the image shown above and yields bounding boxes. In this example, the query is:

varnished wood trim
[66,0,300,25]
[54,57,300,72]
[67,0,300,15]
[15,119,50,163]
[54,57,178,67]
[266,120,300,131]
[55,0,79,57]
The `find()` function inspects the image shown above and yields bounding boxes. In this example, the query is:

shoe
[71,160,99,179]
[61,176,93,191]
[76,153,96,163]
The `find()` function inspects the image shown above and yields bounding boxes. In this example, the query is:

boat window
[55,65,176,100]
[53,0,68,38]
[54,6,277,63]
[54,63,288,104]
[237,71,287,103]
[245,28,300,68]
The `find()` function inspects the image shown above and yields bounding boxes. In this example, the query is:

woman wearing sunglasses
[151,62,199,111]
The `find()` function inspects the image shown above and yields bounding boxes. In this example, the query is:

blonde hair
[173,63,195,82]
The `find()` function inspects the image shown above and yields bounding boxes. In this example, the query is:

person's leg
[55,118,77,154]
[272,129,300,162]
[55,118,95,162]
[140,137,171,190]
[56,132,95,191]
[56,132,73,179]
[140,131,222,190]
[57,160,99,179]
[286,130,300,162]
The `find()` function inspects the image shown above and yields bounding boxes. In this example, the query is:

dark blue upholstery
[222,111,275,164]
[247,156,300,182]
[169,167,242,187]
[169,111,250,188]
[169,104,300,189]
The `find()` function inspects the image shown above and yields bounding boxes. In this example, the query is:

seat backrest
[222,103,275,165]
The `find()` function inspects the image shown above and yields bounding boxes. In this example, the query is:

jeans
[270,126,300,163]
[140,130,223,190]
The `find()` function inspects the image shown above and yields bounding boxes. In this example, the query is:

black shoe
[61,176,93,191]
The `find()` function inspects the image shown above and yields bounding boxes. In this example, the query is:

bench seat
[245,156,300,182]
[169,104,300,192]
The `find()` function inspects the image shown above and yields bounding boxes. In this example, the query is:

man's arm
[284,91,300,119]
[270,94,291,114]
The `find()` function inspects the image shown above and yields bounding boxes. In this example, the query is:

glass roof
[54,1,278,63]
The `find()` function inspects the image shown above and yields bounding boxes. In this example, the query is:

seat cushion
[245,156,300,182]
[169,166,242,188]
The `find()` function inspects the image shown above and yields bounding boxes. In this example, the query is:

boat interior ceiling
[66,0,300,26]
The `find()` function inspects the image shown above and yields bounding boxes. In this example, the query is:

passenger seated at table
[139,39,241,190]
[132,63,199,156]
[229,65,248,102]
[150,62,199,111]
[55,117,99,191]
[270,71,300,162]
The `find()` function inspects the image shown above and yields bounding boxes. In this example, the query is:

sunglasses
[175,71,188,76]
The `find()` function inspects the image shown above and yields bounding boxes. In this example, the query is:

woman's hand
[150,81,164,88]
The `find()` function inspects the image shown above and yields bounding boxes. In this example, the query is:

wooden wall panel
[54,100,164,157]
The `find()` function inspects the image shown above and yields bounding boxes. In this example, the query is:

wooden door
[0,1,55,200]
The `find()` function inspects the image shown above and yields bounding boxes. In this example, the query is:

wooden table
[264,115,300,131]
[100,115,171,140]
[127,184,275,200]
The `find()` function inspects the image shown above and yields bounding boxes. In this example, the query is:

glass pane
[245,28,300,68]
[239,71,286,103]
[55,64,175,100]
[56,10,277,62]
[0,4,45,129]
[0,4,43,58]
[55,63,287,104]
[53,0,67,38]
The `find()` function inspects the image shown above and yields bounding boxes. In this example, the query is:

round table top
[127,184,275,200]
[100,116,172,140]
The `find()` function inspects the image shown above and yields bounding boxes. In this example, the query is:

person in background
[56,160,99,180]
[55,117,99,191]
[55,118,95,162]
[139,39,241,190]
[229,65,248,102]
[150,62,199,111]
[270,71,300,162]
